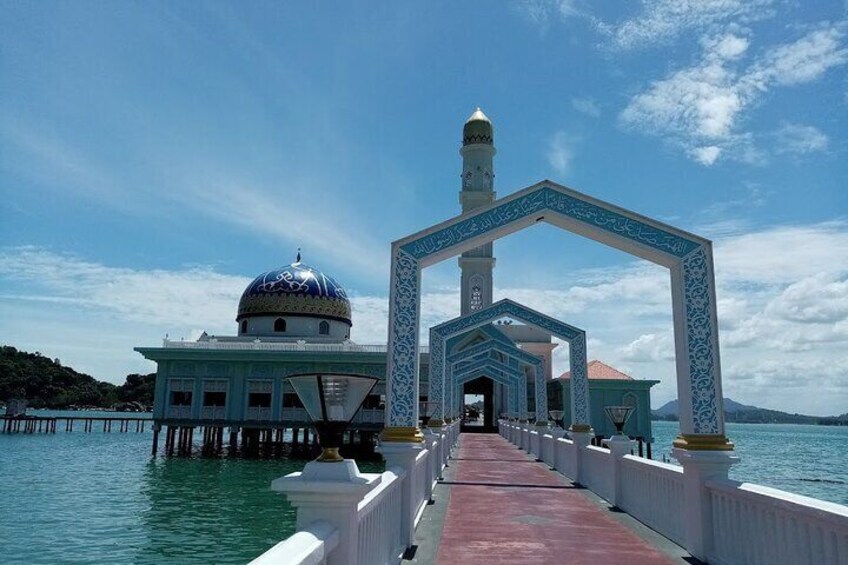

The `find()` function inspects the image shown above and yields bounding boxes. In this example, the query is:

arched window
[470,286,483,311]
[240,320,247,333]
[274,318,287,332]
[319,320,330,335]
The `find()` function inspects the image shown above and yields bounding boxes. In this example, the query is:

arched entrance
[384,180,731,453]
[432,299,584,428]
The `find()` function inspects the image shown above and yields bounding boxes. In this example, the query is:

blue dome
[237,262,352,324]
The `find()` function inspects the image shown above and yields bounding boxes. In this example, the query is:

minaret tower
[459,108,496,315]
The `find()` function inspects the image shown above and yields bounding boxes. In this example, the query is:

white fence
[707,478,848,565]
[500,422,848,565]
[355,469,406,564]
[250,521,339,565]
[618,455,685,546]
[163,339,429,354]
[253,422,460,564]
[581,445,614,502]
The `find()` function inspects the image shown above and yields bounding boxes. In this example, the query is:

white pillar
[379,442,425,549]
[674,449,739,561]
[271,461,381,565]
[607,434,634,508]
[569,430,593,485]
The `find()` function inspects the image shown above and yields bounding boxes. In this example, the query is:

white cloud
[572,97,601,117]
[546,131,576,176]
[621,24,848,165]
[600,0,775,50]
[774,123,829,155]
[619,332,675,362]
[4,221,848,414]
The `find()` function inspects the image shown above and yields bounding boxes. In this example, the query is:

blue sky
[2,2,847,415]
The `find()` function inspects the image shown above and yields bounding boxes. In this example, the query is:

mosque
[135,109,658,455]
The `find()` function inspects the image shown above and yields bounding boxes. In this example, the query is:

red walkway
[435,434,675,565]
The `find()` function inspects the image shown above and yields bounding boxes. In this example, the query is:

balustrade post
[673,449,739,561]
[529,429,541,460]
[607,435,634,508]
[423,429,437,501]
[569,430,593,485]
[271,460,381,565]
[378,442,424,549]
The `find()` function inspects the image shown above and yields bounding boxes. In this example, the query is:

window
[274,318,287,332]
[319,320,330,335]
[203,391,226,407]
[282,393,304,408]
[248,392,272,408]
[170,391,192,406]
[470,286,483,311]
[240,320,247,333]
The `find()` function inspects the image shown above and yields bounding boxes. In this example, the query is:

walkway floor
[432,434,685,565]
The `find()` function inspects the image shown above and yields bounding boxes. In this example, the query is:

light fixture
[286,373,378,462]
[419,401,437,427]
[549,410,564,428]
[604,405,634,436]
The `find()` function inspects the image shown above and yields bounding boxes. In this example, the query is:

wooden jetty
[1,415,149,434]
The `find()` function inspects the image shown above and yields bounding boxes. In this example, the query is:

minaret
[459,108,496,315]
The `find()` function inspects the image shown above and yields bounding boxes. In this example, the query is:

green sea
[1,414,845,564]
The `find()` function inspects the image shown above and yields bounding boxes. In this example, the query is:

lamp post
[286,373,378,463]
[549,410,564,429]
[604,405,634,437]
[419,401,437,428]
[273,373,383,565]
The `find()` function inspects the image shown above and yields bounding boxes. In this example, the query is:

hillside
[652,397,848,426]
[0,346,155,409]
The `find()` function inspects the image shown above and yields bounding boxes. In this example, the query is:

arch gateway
[451,359,527,417]
[383,180,732,453]
[431,299,585,427]
[446,335,542,421]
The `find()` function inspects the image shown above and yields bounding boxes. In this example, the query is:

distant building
[549,360,659,447]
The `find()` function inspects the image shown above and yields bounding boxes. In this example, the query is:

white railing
[581,446,614,501]
[618,456,685,546]
[707,478,848,565]
[356,469,405,565]
[413,449,430,526]
[501,420,848,565]
[250,520,339,565]
[162,339,429,354]
[554,437,577,478]
[541,434,554,467]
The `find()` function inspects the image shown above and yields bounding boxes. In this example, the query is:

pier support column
[674,448,739,561]
[151,424,161,456]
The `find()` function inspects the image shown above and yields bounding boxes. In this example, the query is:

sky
[1,1,847,416]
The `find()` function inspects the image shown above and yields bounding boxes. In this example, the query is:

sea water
[1,415,845,564]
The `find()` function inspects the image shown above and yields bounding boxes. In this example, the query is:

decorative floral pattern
[682,247,721,434]
[401,186,700,261]
[386,249,420,427]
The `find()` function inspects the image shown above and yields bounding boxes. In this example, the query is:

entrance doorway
[462,376,495,432]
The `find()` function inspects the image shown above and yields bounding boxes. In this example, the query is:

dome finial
[295,248,301,265]
[463,107,494,146]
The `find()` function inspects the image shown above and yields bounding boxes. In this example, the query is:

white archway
[384,180,730,453]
